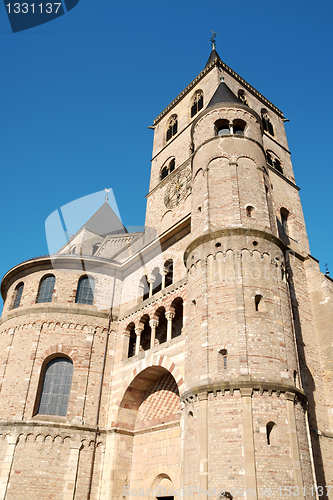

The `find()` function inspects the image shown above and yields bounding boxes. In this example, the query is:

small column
[149,319,159,349]
[161,268,168,290]
[285,392,305,498]
[240,388,258,499]
[166,311,175,342]
[135,327,143,355]
[63,436,83,500]
[198,392,209,500]
[148,274,156,298]
[0,432,18,500]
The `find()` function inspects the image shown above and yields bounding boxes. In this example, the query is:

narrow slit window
[255,294,262,311]
[246,206,254,218]
[281,209,289,235]
[266,421,276,445]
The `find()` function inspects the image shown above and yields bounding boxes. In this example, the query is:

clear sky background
[1,0,333,312]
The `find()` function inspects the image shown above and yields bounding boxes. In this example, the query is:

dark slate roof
[207,81,242,108]
[83,202,127,236]
[205,48,222,68]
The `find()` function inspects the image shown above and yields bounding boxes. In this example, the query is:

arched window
[92,243,101,255]
[36,275,55,303]
[166,115,178,142]
[280,208,289,236]
[75,276,95,305]
[266,151,283,174]
[152,268,162,295]
[161,166,168,180]
[164,259,173,287]
[261,110,274,136]
[37,357,73,416]
[171,297,183,338]
[274,158,283,174]
[140,275,150,301]
[160,158,176,181]
[233,119,246,135]
[215,119,230,136]
[191,90,204,118]
[246,206,254,218]
[12,282,24,309]
[139,315,151,351]
[127,323,136,358]
[219,349,228,370]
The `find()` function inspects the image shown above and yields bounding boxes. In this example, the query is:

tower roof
[152,49,285,126]
[83,202,127,237]
[205,48,222,68]
[207,80,242,108]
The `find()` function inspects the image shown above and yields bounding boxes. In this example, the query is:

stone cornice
[0,304,110,326]
[184,227,286,265]
[0,418,106,434]
[180,381,307,404]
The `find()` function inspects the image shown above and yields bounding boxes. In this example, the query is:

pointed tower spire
[205,31,222,68]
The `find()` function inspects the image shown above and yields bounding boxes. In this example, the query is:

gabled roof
[152,48,284,125]
[83,202,127,237]
[207,80,242,107]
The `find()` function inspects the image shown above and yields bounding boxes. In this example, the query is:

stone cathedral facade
[0,47,332,500]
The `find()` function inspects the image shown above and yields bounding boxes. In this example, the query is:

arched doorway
[115,366,181,497]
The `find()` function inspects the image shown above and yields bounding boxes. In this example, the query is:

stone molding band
[180,381,307,405]
[184,227,286,264]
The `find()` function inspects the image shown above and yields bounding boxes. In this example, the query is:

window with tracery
[266,151,283,174]
[191,91,204,118]
[166,115,178,141]
[261,110,274,136]
[160,158,176,180]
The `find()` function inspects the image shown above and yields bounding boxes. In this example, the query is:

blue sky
[1,0,333,310]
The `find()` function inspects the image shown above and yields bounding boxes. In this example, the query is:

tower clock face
[164,169,192,209]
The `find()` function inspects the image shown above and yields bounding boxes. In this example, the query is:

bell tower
[145,42,318,498]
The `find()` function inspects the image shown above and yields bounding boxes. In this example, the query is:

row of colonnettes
[8,258,184,360]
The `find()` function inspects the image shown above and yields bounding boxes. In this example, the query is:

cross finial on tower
[211,30,217,50]
[325,263,330,276]
[105,188,110,202]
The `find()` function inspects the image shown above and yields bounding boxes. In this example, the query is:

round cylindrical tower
[181,83,314,498]
[0,255,113,500]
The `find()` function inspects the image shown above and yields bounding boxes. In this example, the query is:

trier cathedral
[0,45,332,500]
